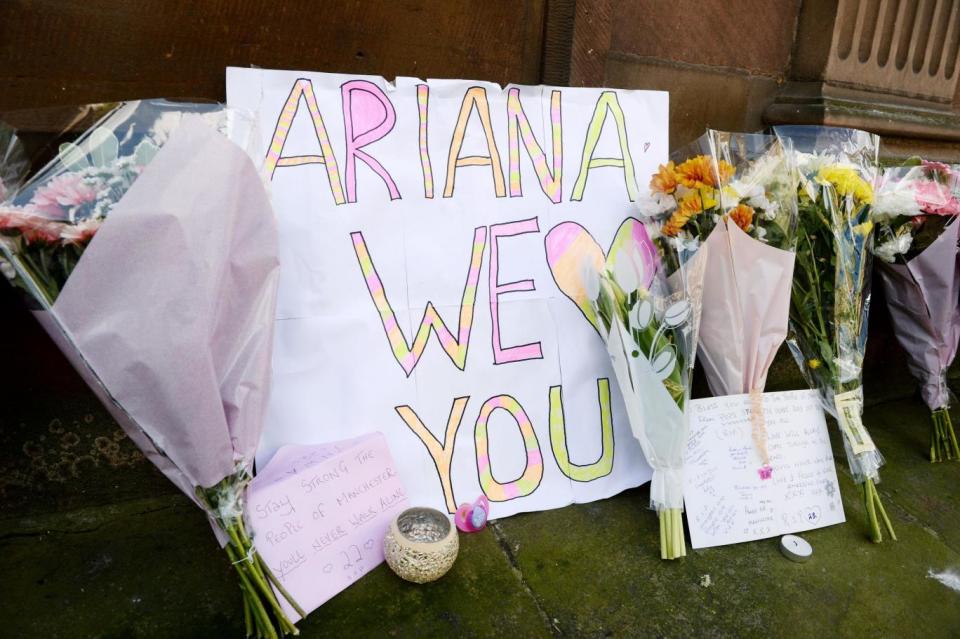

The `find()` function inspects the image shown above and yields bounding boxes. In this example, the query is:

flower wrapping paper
[698,219,795,397]
[38,115,279,515]
[876,220,960,411]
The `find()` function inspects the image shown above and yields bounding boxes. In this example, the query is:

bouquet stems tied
[930,407,960,463]
[198,474,306,638]
[659,508,686,560]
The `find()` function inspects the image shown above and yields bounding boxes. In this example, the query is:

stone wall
[0,0,957,399]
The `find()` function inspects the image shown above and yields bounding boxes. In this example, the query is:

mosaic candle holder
[384,507,459,583]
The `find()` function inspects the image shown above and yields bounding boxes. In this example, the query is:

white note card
[683,389,845,549]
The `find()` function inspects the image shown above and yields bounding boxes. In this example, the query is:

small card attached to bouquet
[247,433,408,619]
[833,388,877,455]
[683,389,845,549]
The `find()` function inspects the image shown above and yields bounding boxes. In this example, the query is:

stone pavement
[2,383,960,637]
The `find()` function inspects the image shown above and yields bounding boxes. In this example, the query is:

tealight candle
[384,507,459,583]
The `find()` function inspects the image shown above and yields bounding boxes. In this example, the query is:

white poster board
[227,67,669,519]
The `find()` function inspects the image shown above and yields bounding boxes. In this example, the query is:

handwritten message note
[683,390,845,549]
[247,433,408,619]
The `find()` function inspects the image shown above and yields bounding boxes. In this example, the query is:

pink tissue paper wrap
[33,115,279,512]
[876,221,960,410]
[697,219,795,396]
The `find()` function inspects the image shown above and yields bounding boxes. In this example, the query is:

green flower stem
[861,479,896,543]
[243,592,253,638]
[199,477,301,638]
[873,483,896,542]
[238,517,307,619]
[226,524,298,636]
[863,479,880,543]
[930,408,959,462]
[226,539,278,639]
[947,410,960,458]
[658,509,686,560]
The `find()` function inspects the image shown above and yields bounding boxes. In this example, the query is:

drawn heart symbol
[544,217,658,334]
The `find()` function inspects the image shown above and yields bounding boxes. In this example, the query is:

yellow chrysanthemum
[808,359,821,370]
[853,220,874,236]
[816,166,874,204]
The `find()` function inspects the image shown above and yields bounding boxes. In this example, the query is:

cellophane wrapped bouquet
[0,101,305,637]
[546,217,701,559]
[646,130,798,479]
[774,125,895,543]
[872,160,960,462]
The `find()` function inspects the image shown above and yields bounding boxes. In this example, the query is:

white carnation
[874,233,913,263]
[873,184,921,221]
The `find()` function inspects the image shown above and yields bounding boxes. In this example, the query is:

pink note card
[247,432,408,619]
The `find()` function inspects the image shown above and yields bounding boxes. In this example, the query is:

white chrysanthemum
[872,183,921,221]
[874,233,913,263]
[637,192,675,216]
[742,150,786,187]
[762,201,780,220]
[727,179,762,201]
[794,152,827,176]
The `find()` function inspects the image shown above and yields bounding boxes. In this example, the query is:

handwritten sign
[246,433,407,618]
[683,390,845,549]
[227,68,669,520]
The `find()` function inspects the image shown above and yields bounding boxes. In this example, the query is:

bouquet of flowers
[872,160,960,462]
[774,125,896,543]
[546,217,701,559]
[647,130,798,478]
[0,101,304,637]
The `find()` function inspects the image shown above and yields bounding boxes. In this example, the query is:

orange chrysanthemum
[649,161,679,194]
[674,155,735,189]
[728,203,754,232]
[661,210,689,237]
[661,192,704,237]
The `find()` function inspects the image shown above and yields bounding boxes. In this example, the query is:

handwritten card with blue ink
[683,390,845,549]
[247,433,407,618]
